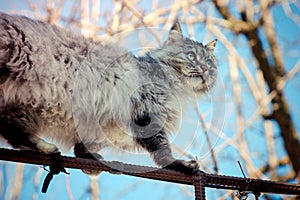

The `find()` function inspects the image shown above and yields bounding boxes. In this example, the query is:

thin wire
[237,161,247,179]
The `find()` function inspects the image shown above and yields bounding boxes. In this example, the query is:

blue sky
[0,1,300,200]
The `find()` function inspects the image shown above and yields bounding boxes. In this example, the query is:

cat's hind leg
[28,135,58,154]
[0,120,58,154]
[0,105,58,154]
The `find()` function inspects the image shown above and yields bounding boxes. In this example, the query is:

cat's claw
[164,159,199,174]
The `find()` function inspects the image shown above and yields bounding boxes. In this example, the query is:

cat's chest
[101,122,137,150]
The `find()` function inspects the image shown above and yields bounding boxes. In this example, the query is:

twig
[282,1,300,27]
[90,176,99,200]
[12,163,24,200]
[66,175,75,200]
[193,100,219,174]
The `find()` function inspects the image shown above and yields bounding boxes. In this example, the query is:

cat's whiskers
[205,83,211,96]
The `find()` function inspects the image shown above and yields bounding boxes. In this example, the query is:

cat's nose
[201,65,208,73]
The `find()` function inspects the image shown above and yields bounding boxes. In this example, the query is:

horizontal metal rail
[0,148,299,199]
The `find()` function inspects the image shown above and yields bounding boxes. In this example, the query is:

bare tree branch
[282,1,300,27]
[260,0,285,77]
[213,0,300,177]
[12,164,24,200]
[66,175,75,200]
[90,176,99,200]
[193,100,219,174]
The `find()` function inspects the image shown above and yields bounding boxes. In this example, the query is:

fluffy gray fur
[0,12,217,174]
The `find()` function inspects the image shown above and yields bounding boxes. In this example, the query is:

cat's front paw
[74,142,104,175]
[164,159,199,174]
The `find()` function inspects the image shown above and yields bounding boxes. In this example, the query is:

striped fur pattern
[0,12,217,173]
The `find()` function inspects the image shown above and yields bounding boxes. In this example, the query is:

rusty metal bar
[194,172,206,200]
[0,148,299,198]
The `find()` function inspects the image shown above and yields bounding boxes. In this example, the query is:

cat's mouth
[187,72,204,81]
[174,67,206,83]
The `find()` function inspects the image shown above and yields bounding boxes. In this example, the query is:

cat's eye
[187,52,196,61]
[207,59,213,66]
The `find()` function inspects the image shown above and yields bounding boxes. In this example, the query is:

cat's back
[0,12,86,48]
[0,12,92,72]
[0,12,132,82]
[0,13,139,147]
[0,12,128,104]
[0,13,82,106]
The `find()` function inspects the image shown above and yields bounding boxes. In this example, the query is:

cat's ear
[170,19,182,35]
[205,39,217,51]
[168,20,183,43]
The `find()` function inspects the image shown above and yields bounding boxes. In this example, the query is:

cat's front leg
[132,113,199,174]
[74,142,104,175]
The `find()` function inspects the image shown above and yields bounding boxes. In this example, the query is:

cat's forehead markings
[182,39,204,54]
[184,38,202,46]
[184,45,196,51]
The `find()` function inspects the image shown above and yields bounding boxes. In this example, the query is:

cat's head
[161,20,218,95]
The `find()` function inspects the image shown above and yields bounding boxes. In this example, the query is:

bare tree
[212,0,300,179]
[1,0,299,199]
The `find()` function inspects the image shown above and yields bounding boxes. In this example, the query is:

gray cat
[0,12,217,174]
